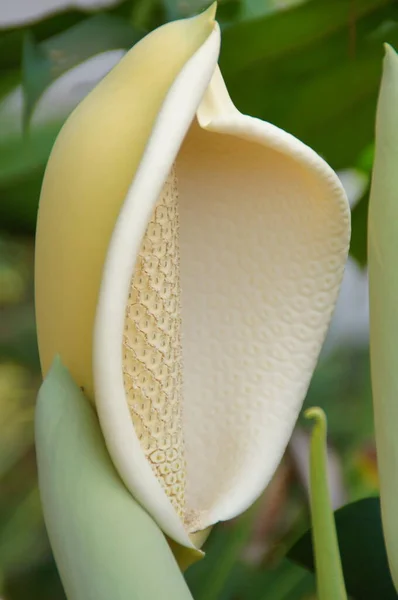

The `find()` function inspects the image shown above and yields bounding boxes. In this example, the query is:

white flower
[35,6,350,549]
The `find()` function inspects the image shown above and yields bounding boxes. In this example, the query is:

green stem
[305,407,347,600]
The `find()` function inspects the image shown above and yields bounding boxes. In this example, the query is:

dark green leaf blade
[21,14,139,128]
[186,512,254,600]
[289,497,397,599]
[242,558,315,600]
[22,31,52,130]
[221,0,391,77]
[220,0,398,169]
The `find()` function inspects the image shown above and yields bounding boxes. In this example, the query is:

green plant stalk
[35,357,194,600]
[368,43,398,593]
[305,407,347,600]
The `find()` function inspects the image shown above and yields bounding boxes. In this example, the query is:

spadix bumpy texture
[123,166,186,520]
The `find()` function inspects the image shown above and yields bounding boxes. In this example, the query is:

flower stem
[305,407,347,600]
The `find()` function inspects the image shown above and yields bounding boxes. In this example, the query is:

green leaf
[241,558,315,600]
[0,123,59,185]
[289,497,397,599]
[0,487,48,573]
[186,514,315,600]
[0,12,86,70]
[239,0,277,20]
[0,304,39,369]
[162,0,212,20]
[350,189,370,266]
[129,0,160,31]
[221,0,391,77]
[35,357,194,600]
[21,14,139,127]
[0,69,20,103]
[0,14,139,234]
[4,558,65,600]
[220,0,398,168]
[186,512,254,600]
[0,170,44,235]
[22,32,52,130]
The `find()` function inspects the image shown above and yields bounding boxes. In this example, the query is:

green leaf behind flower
[289,497,397,599]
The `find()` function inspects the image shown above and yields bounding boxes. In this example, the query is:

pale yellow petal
[35,6,217,401]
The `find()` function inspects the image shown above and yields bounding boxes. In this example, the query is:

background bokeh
[0,0,395,598]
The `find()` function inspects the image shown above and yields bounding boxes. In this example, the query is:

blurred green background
[0,0,394,598]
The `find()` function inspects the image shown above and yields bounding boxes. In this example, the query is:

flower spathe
[35,4,350,550]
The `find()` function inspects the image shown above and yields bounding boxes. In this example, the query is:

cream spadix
[35,6,350,550]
